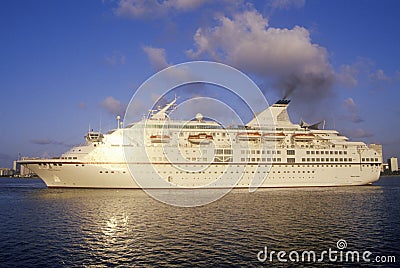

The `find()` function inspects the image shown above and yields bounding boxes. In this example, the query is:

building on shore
[381,163,389,173]
[13,157,38,177]
[388,157,399,172]
[0,168,14,177]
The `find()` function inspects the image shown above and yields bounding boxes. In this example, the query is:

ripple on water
[0,177,399,266]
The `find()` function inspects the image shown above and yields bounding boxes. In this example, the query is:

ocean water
[0,177,399,267]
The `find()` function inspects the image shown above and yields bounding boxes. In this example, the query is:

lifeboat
[262,132,285,141]
[150,134,170,143]
[292,133,315,141]
[237,132,262,141]
[188,133,213,144]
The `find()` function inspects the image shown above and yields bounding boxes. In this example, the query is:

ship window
[335,158,338,161]
[307,158,310,161]
[375,158,378,161]
[339,151,343,155]
[344,151,347,155]
[287,158,295,163]
[287,150,295,155]
[306,151,310,155]
[316,158,320,161]
[302,158,305,162]
[362,158,365,161]
[316,151,319,154]
[344,158,347,162]
[340,158,343,162]
[330,151,334,154]
[321,151,324,155]
[312,158,315,162]
[100,171,102,173]
[335,151,338,155]
[311,151,315,155]
[330,158,334,161]
[325,151,329,154]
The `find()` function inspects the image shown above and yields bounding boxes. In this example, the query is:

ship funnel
[275,99,290,105]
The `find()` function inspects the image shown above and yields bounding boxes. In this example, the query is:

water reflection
[0,178,399,266]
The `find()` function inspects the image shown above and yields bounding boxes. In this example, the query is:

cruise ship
[18,98,382,188]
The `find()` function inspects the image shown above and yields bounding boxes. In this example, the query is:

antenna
[99,114,102,133]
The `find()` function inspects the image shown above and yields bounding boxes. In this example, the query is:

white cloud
[114,0,211,19]
[99,96,126,116]
[370,69,390,82]
[142,46,169,71]
[187,9,335,100]
[269,0,305,9]
[105,51,126,66]
[343,97,357,111]
[347,128,373,138]
[338,64,359,87]
[342,97,363,123]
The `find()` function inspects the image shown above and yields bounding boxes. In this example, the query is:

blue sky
[1,0,399,168]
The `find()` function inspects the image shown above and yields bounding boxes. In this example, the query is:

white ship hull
[22,160,380,188]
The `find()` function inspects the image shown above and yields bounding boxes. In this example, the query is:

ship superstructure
[19,99,382,188]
